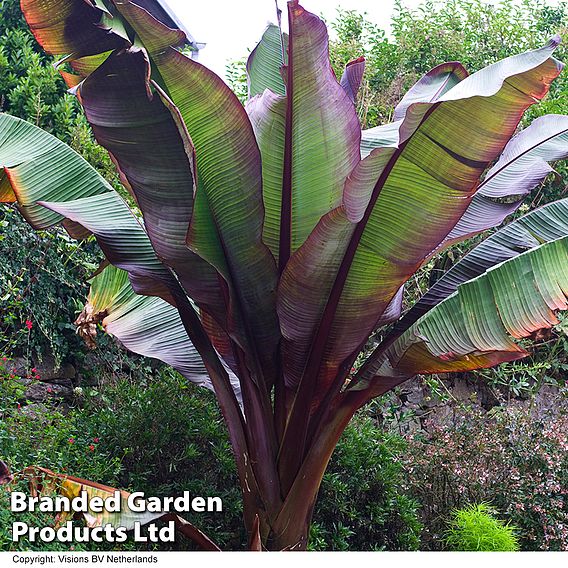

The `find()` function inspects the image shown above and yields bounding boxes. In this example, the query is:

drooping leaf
[20,0,128,60]
[114,0,280,381]
[76,263,240,399]
[24,466,220,551]
[359,197,568,386]
[278,38,563,400]
[351,234,568,392]
[340,57,366,104]
[441,113,568,247]
[0,113,174,301]
[77,47,230,335]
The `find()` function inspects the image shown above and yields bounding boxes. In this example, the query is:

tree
[2,0,568,550]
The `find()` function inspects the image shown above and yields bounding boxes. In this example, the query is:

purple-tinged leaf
[441,114,568,247]
[21,0,129,60]
[340,57,366,104]
[246,1,361,270]
[78,47,230,334]
[278,38,563,403]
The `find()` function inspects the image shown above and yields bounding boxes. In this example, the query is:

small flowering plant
[403,404,568,550]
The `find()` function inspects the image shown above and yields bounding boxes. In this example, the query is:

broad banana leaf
[356,197,568,389]
[0,113,174,302]
[351,234,568,392]
[441,113,568,248]
[277,38,563,403]
[77,46,230,339]
[247,23,288,98]
[112,0,280,382]
[76,263,240,400]
[20,0,128,59]
[24,466,220,550]
[245,1,361,269]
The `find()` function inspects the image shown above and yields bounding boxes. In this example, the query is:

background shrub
[310,415,422,551]
[402,402,568,550]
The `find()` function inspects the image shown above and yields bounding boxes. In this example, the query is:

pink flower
[25,320,33,330]
[31,368,37,373]
[88,445,95,452]
[93,438,100,443]
[68,438,75,444]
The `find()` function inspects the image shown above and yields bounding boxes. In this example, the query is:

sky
[164,0,422,78]
[164,0,561,79]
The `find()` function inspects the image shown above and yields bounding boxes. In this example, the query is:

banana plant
[2,0,568,550]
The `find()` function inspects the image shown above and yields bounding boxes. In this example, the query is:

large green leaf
[247,23,288,98]
[245,1,361,269]
[77,47,232,338]
[277,38,563,401]
[350,234,568,393]
[0,112,173,301]
[77,263,241,398]
[114,0,280,382]
[357,197,568,390]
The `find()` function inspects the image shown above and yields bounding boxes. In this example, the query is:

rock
[400,378,424,405]
[451,378,475,403]
[532,384,562,417]
[58,362,76,380]
[6,355,76,381]
[20,403,49,420]
[44,378,74,390]
[16,378,73,403]
[8,357,27,376]
[34,355,75,381]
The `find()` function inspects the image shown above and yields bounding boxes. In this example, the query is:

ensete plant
[2,0,568,550]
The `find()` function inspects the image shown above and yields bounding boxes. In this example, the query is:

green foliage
[0,358,122,482]
[79,368,245,550]
[0,0,29,32]
[444,503,519,551]
[225,58,248,104]
[0,355,122,552]
[0,206,102,366]
[310,414,422,551]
